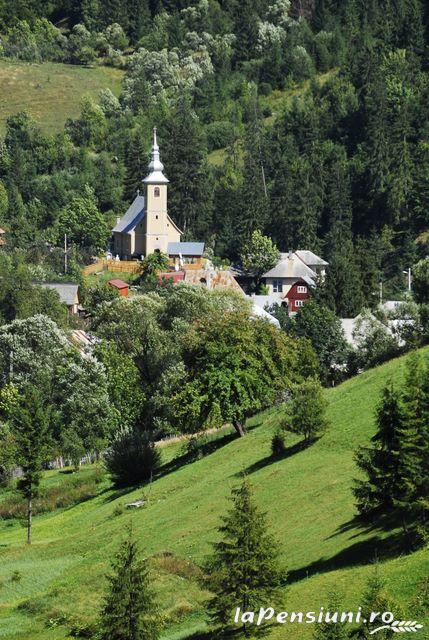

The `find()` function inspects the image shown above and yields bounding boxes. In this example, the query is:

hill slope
[0,60,123,135]
[0,349,428,640]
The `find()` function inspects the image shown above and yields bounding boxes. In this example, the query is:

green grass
[0,349,428,639]
[0,60,124,135]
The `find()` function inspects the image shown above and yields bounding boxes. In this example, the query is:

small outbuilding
[40,283,79,315]
[108,279,130,297]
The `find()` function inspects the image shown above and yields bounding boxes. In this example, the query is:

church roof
[112,194,145,234]
[167,242,205,256]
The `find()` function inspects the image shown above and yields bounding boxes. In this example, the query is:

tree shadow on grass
[326,511,401,542]
[101,430,240,503]
[156,431,238,480]
[235,438,319,477]
[287,529,405,584]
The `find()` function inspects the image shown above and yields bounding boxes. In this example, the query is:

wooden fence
[82,259,141,276]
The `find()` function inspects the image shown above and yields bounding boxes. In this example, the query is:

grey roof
[251,303,280,328]
[167,242,205,256]
[40,283,79,306]
[295,250,328,267]
[113,195,145,234]
[263,253,317,280]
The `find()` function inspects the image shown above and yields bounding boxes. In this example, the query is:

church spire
[143,127,169,184]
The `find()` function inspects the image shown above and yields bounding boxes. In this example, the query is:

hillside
[0,60,123,135]
[0,349,428,640]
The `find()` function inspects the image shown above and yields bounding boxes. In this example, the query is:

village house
[251,250,328,314]
[112,129,202,263]
[40,283,80,315]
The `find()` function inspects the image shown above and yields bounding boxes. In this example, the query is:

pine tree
[12,384,51,544]
[353,565,400,639]
[353,384,414,519]
[123,130,147,203]
[236,115,269,241]
[401,354,429,546]
[313,591,348,640]
[100,528,162,640]
[207,477,285,636]
[162,97,213,238]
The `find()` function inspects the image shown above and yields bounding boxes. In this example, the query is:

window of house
[272,280,283,293]
[295,300,305,307]
[297,285,307,294]
[154,187,160,197]
[155,215,158,219]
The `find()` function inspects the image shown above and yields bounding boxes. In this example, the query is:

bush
[104,429,161,487]
[258,82,272,96]
[271,430,285,457]
[206,120,236,152]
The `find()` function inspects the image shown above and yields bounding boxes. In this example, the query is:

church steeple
[143,127,169,185]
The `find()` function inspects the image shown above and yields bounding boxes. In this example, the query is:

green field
[0,60,124,135]
[0,348,428,640]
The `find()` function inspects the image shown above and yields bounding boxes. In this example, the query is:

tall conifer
[207,478,285,636]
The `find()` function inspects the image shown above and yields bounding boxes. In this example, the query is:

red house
[285,279,311,313]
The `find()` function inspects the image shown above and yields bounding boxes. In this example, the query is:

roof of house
[113,194,146,234]
[263,253,317,282]
[0,228,5,234]
[295,250,328,267]
[108,279,129,289]
[40,283,79,306]
[167,242,205,257]
[251,303,280,327]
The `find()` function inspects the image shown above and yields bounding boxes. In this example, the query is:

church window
[154,187,160,197]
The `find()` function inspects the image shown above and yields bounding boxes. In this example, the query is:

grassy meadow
[0,348,428,639]
[0,60,124,135]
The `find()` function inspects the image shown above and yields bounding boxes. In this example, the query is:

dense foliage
[0,0,428,309]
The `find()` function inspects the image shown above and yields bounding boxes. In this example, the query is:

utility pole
[253,99,268,199]
[64,234,68,275]
[403,267,412,292]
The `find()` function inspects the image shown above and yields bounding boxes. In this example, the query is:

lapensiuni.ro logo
[234,607,424,634]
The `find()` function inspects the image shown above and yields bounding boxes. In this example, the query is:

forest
[0,0,428,314]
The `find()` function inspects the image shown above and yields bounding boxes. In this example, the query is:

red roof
[108,279,129,289]
[158,271,185,284]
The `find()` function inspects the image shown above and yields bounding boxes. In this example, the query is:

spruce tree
[353,565,400,639]
[100,529,162,640]
[236,115,269,241]
[354,384,412,518]
[162,97,213,238]
[313,592,348,640]
[207,477,285,636]
[401,354,429,546]
[123,131,147,203]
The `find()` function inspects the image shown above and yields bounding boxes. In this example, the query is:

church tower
[112,127,181,259]
[142,127,171,255]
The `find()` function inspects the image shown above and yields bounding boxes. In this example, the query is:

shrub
[206,120,236,152]
[271,430,285,457]
[104,429,161,487]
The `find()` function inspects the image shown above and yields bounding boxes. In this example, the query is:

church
[112,128,185,259]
